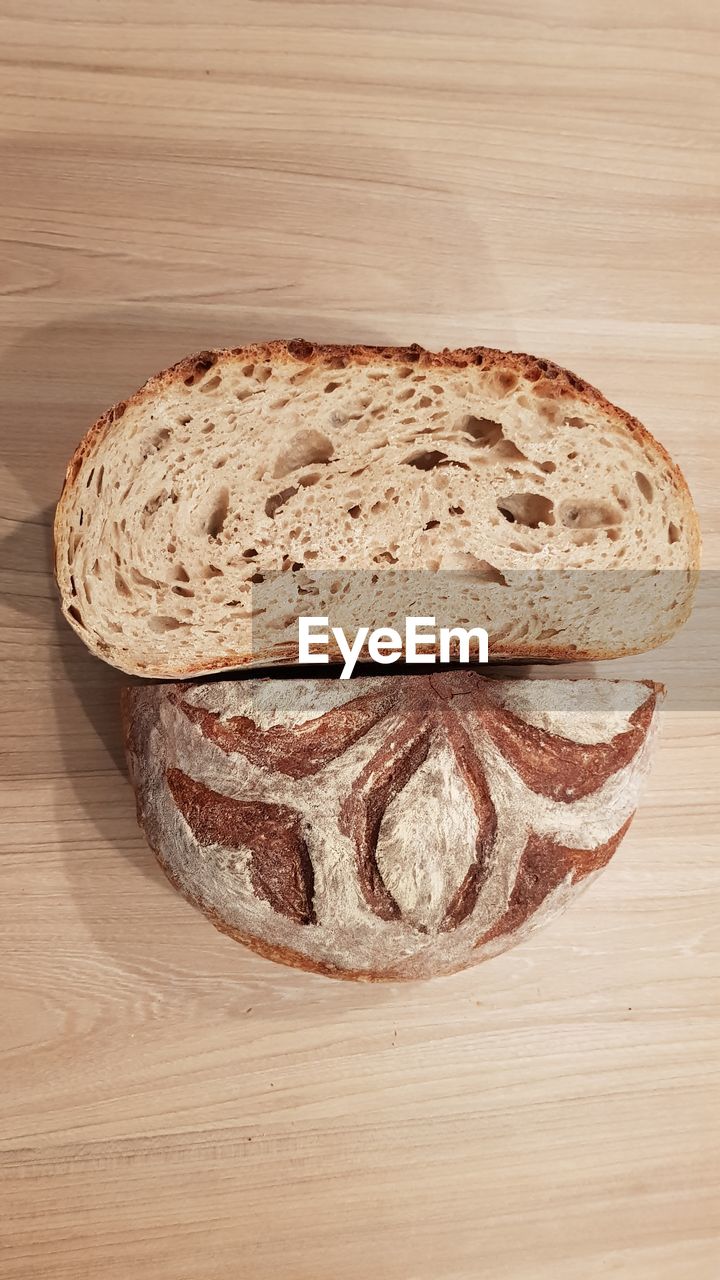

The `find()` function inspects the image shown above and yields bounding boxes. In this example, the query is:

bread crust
[121,674,664,981]
[55,341,701,674]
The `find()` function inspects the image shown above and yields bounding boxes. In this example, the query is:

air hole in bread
[207,487,230,540]
[298,472,322,488]
[538,460,556,473]
[273,429,334,478]
[374,550,399,564]
[203,565,224,578]
[449,505,464,516]
[476,561,507,585]
[324,381,341,393]
[115,572,131,597]
[424,519,441,530]
[348,505,362,518]
[68,604,84,627]
[668,522,681,543]
[445,552,508,584]
[149,615,186,632]
[243,548,258,559]
[174,565,190,582]
[201,422,215,434]
[265,486,299,519]
[495,370,519,394]
[495,440,529,463]
[235,387,255,402]
[397,366,414,378]
[250,572,265,584]
[172,585,195,597]
[567,451,578,461]
[183,356,217,387]
[559,499,622,529]
[402,449,449,471]
[417,395,433,408]
[142,491,173,521]
[131,567,161,589]
[177,414,192,426]
[497,494,555,528]
[396,387,415,402]
[566,416,588,429]
[461,415,503,446]
[635,471,653,501]
[199,374,222,393]
[539,404,561,424]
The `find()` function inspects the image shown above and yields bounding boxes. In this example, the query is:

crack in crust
[175,685,402,778]
[480,693,657,802]
[166,767,316,925]
[476,818,634,949]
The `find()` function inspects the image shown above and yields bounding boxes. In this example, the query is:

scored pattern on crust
[124,672,663,980]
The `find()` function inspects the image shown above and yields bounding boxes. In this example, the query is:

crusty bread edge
[56,340,701,675]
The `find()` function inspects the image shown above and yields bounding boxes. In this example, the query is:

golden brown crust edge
[56,340,701,674]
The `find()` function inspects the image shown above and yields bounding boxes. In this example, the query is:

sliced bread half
[55,341,700,676]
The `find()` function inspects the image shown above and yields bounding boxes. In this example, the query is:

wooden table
[1,4,718,1277]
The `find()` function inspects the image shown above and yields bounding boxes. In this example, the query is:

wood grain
[0,2,718,1277]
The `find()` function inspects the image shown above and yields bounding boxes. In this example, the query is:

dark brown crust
[338,709,432,922]
[438,706,497,930]
[480,688,657,802]
[56,340,701,675]
[165,767,315,926]
[475,818,634,950]
[175,684,403,778]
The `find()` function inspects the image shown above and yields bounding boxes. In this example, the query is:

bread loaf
[122,672,663,981]
[56,341,699,677]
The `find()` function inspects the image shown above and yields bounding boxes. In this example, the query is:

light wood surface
[1,4,719,1277]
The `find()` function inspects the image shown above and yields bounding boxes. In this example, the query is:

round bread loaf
[122,671,663,981]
